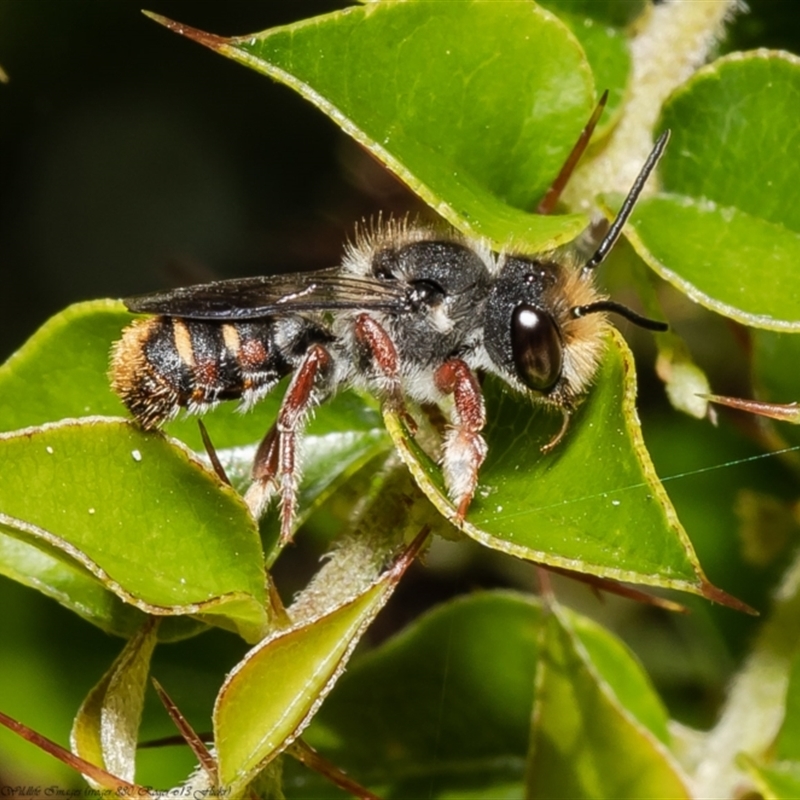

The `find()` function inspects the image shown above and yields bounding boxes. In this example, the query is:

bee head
[484,131,671,406]
[483,253,608,405]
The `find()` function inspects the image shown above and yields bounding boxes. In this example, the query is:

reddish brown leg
[245,344,331,544]
[434,358,487,523]
[251,423,280,485]
[541,407,572,453]
[354,314,417,433]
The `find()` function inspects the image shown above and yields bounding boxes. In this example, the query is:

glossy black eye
[511,304,563,392]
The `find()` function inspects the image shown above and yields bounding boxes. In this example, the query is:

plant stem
[564,0,742,208]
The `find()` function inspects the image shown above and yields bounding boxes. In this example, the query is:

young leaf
[213,533,425,792]
[70,620,159,783]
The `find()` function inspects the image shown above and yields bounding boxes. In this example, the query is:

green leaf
[1,300,395,569]
[0,533,152,639]
[298,591,671,798]
[1,300,392,495]
[147,1,596,250]
[774,647,800,762]
[70,620,159,784]
[0,299,288,450]
[386,329,740,606]
[305,591,540,797]
[528,605,690,798]
[0,300,131,433]
[569,614,671,745]
[541,6,633,134]
[625,194,800,330]
[751,330,800,446]
[0,419,268,641]
[0,299,274,449]
[288,393,391,531]
[626,51,800,329]
[201,391,392,546]
[539,0,649,29]
[659,52,800,231]
[214,539,420,792]
[742,758,800,800]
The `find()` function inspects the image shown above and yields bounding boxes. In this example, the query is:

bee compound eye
[511,305,563,392]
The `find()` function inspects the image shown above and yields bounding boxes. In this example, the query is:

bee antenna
[583,129,671,272]
[572,300,668,332]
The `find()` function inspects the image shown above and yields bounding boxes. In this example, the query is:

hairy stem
[565,0,742,208]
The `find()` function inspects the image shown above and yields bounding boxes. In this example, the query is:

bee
[111,132,670,544]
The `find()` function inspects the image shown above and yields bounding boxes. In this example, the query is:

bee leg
[541,407,572,453]
[354,314,417,434]
[433,358,487,524]
[245,423,281,517]
[245,343,332,544]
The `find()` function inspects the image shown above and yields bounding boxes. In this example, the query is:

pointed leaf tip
[701,580,759,616]
[141,11,227,50]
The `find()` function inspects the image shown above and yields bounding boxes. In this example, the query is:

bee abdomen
[111,317,291,428]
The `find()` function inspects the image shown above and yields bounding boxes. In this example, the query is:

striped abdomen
[111,317,292,428]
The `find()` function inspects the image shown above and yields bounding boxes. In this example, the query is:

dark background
[1,0,799,364]
[0,0,425,363]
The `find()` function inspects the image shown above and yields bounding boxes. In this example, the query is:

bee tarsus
[434,358,488,523]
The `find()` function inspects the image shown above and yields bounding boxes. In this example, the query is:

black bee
[112,132,669,543]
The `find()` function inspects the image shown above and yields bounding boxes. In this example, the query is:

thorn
[387,525,431,580]
[701,580,759,616]
[536,89,609,215]
[704,394,800,424]
[540,565,690,613]
[198,419,231,485]
[0,709,139,791]
[141,11,228,50]
[288,738,383,800]
[152,678,217,782]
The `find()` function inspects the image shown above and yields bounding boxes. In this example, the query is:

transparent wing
[123,267,408,320]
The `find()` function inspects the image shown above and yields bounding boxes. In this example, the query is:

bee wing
[123,267,408,320]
